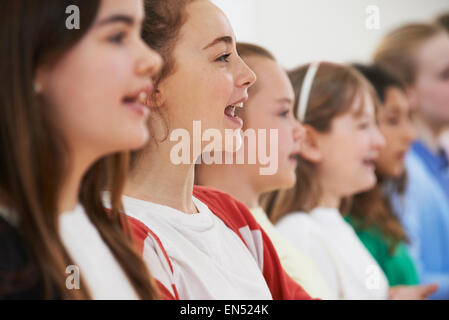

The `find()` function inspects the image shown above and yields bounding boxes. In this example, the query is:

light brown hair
[0,0,158,299]
[373,23,446,85]
[263,62,380,223]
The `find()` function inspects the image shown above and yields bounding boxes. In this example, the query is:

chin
[121,130,149,151]
[363,176,377,191]
[223,129,243,153]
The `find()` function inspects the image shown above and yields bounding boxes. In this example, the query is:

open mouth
[122,91,150,117]
[224,102,243,117]
[224,102,244,128]
[288,153,300,165]
[362,158,377,169]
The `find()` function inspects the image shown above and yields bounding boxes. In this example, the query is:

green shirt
[345,215,419,286]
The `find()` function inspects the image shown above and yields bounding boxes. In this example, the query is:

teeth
[138,91,148,104]
[234,102,244,108]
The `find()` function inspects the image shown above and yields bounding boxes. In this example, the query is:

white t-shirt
[276,207,389,300]
[59,204,138,299]
[121,195,273,300]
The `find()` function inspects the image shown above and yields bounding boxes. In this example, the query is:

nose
[403,119,417,144]
[292,118,306,145]
[372,126,386,150]
[236,57,257,90]
[136,41,163,80]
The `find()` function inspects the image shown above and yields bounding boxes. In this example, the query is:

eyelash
[386,117,400,126]
[108,31,126,44]
[216,53,231,63]
[358,122,370,130]
[279,109,290,117]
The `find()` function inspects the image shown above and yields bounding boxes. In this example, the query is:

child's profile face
[315,91,386,198]
[157,0,256,155]
[237,56,304,192]
[37,0,162,159]
[410,33,449,128]
[376,87,416,177]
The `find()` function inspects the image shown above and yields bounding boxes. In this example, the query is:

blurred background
[212,0,449,68]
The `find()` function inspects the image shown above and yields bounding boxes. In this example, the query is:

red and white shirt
[123,186,313,300]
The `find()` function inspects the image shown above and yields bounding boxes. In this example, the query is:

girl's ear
[299,125,323,163]
[147,89,165,108]
[33,65,48,94]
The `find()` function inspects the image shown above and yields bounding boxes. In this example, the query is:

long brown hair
[349,64,409,252]
[373,23,446,85]
[0,0,158,299]
[130,0,193,169]
[263,62,379,224]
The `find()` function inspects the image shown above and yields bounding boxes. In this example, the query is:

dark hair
[0,0,158,299]
[351,64,404,103]
[263,62,380,223]
[349,64,409,252]
[436,12,449,32]
[142,0,192,90]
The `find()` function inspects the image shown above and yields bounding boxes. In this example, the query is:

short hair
[436,12,449,32]
[352,64,405,103]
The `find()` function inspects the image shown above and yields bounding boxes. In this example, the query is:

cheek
[43,47,145,152]
[277,127,293,160]
[170,69,234,126]
[419,81,449,110]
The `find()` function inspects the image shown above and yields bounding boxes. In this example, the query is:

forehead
[95,0,144,21]
[180,0,235,48]
[349,89,375,118]
[416,33,449,71]
[383,87,409,112]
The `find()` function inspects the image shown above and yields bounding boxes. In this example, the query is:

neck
[413,113,444,153]
[196,162,260,209]
[59,151,93,214]
[317,190,341,210]
[125,143,198,214]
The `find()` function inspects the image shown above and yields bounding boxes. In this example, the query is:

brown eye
[216,53,231,63]
[108,31,126,44]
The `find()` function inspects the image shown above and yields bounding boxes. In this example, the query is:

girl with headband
[266,62,436,299]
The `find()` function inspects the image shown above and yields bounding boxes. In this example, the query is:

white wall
[212,0,449,69]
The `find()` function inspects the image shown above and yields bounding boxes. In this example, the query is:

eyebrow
[97,14,136,27]
[203,36,234,50]
[277,98,294,105]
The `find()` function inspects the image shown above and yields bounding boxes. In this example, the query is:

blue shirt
[411,141,449,200]
[391,146,449,299]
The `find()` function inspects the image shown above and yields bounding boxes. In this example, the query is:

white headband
[296,62,320,122]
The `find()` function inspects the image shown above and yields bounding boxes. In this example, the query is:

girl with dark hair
[347,64,420,287]
[0,0,162,299]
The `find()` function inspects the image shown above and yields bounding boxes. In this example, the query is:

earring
[33,82,42,93]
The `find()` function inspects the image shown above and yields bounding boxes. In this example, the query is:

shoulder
[275,212,314,249]
[276,212,315,233]
[193,185,259,231]
[193,185,245,212]
[124,215,179,299]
